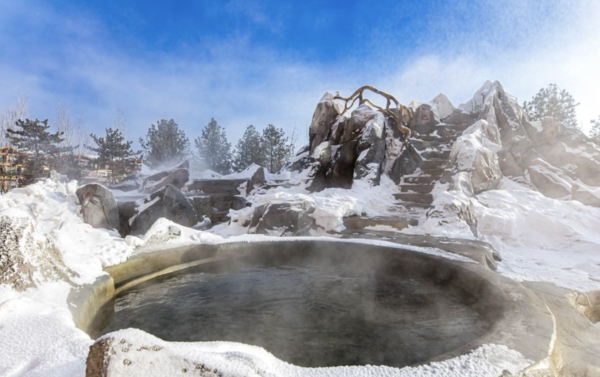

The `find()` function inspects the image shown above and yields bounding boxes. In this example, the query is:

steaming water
[98,264,487,367]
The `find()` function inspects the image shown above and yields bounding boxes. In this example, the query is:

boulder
[533,130,600,187]
[189,196,212,221]
[76,184,120,231]
[471,148,502,194]
[410,103,440,134]
[449,120,503,194]
[246,167,266,194]
[389,144,420,184]
[0,214,71,290]
[109,174,142,192]
[353,111,387,183]
[189,179,245,195]
[142,168,189,194]
[527,159,573,199]
[248,200,316,236]
[429,93,455,121]
[497,150,524,177]
[461,81,531,156]
[572,184,600,208]
[117,201,137,237]
[130,184,197,236]
[309,92,344,153]
[284,145,311,172]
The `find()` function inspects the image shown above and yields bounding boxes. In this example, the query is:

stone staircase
[391,123,472,216]
[342,121,472,233]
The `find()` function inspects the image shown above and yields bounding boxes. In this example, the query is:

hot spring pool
[93,245,492,368]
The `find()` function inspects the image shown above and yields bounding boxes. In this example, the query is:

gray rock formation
[76,184,121,231]
[309,92,344,153]
[571,184,600,208]
[130,184,197,235]
[246,167,266,194]
[142,167,189,194]
[471,148,502,194]
[410,103,440,134]
[527,158,573,199]
[109,174,142,192]
[248,200,316,236]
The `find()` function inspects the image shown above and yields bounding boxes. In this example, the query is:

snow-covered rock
[248,199,316,236]
[450,120,502,194]
[130,184,197,235]
[429,93,455,121]
[309,92,344,153]
[0,212,72,290]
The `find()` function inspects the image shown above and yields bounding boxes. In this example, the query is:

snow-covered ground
[1,171,600,376]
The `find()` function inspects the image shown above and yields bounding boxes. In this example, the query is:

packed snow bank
[224,175,402,235]
[0,180,134,285]
[0,282,92,377]
[93,328,531,377]
[420,177,600,292]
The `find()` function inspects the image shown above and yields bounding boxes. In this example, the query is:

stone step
[389,202,431,212]
[410,139,451,151]
[420,159,447,170]
[343,216,419,231]
[400,184,435,194]
[436,122,472,132]
[403,176,438,184]
[420,150,451,160]
[421,167,445,176]
[393,192,433,205]
[412,134,455,143]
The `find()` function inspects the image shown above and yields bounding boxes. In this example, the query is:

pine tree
[6,118,70,183]
[591,116,600,145]
[194,118,232,174]
[140,119,190,169]
[261,124,293,173]
[87,128,141,183]
[523,84,580,129]
[232,125,264,172]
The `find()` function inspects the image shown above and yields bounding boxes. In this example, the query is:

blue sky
[1,0,599,148]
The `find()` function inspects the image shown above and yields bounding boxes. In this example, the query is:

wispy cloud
[0,0,599,149]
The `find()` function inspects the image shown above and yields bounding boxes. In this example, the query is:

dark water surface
[98,264,487,367]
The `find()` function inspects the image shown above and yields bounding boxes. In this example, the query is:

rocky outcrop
[307,104,391,190]
[109,174,142,192]
[76,184,121,231]
[449,120,503,194]
[248,200,316,236]
[309,92,344,153]
[527,158,573,199]
[246,167,266,194]
[130,184,197,236]
[0,214,71,290]
[142,168,189,194]
[571,184,600,208]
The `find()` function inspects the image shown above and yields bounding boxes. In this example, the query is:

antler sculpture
[333,85,413,141]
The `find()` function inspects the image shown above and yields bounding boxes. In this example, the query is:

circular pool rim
[68,239,555,368]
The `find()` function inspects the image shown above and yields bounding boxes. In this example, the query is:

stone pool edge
[68,239,558,376]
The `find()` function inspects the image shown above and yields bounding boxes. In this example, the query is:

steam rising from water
[97,263,488,368]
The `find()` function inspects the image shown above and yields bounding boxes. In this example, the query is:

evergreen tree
[523,84,580,129]
[261,124,293,173]
[591,116,600,145]
[194,118,231,174]
[232,125,264,172]
[6,118,70,183]
[139,119,190,169]
[87,128,141,183]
